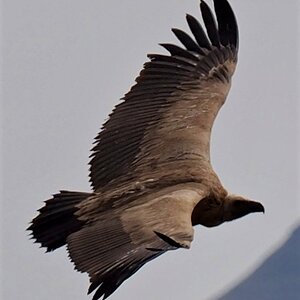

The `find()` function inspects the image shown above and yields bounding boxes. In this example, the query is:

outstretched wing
[89,0,238,191]
[67,185,205,300]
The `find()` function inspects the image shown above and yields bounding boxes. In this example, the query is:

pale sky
[2,0,299,300]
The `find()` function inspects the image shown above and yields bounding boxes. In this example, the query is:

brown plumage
[28,1,264,299]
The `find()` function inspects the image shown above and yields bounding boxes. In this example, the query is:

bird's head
[222,194,265,222]
[192,194,264,227]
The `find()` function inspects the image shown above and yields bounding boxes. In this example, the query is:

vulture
[29,0,264,299]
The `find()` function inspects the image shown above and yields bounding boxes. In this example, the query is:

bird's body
[29,1,264,299]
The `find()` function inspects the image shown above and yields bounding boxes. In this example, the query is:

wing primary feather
[214,0,239,49]
[200,0,220,47]
[171,28,203,54]
[186,14,211,49]
[159,43,199,61]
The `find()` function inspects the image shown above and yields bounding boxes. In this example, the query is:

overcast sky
[2,0,299,300]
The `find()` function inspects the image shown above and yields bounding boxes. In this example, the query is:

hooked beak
[247,200,265,214]
[224,199,265,222]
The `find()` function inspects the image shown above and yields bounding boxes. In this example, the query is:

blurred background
[2,0,299,299]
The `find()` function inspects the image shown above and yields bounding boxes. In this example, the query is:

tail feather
[28,191,93,252]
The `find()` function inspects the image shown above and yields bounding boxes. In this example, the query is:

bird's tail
[28,190,93,252]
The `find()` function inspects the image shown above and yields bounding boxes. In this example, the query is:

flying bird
[29,0,264,299]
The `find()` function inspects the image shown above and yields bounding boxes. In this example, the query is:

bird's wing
[89,0,238,191]
[67,184,206,300]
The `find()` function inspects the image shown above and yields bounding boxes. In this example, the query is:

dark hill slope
[217,224,300,300]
